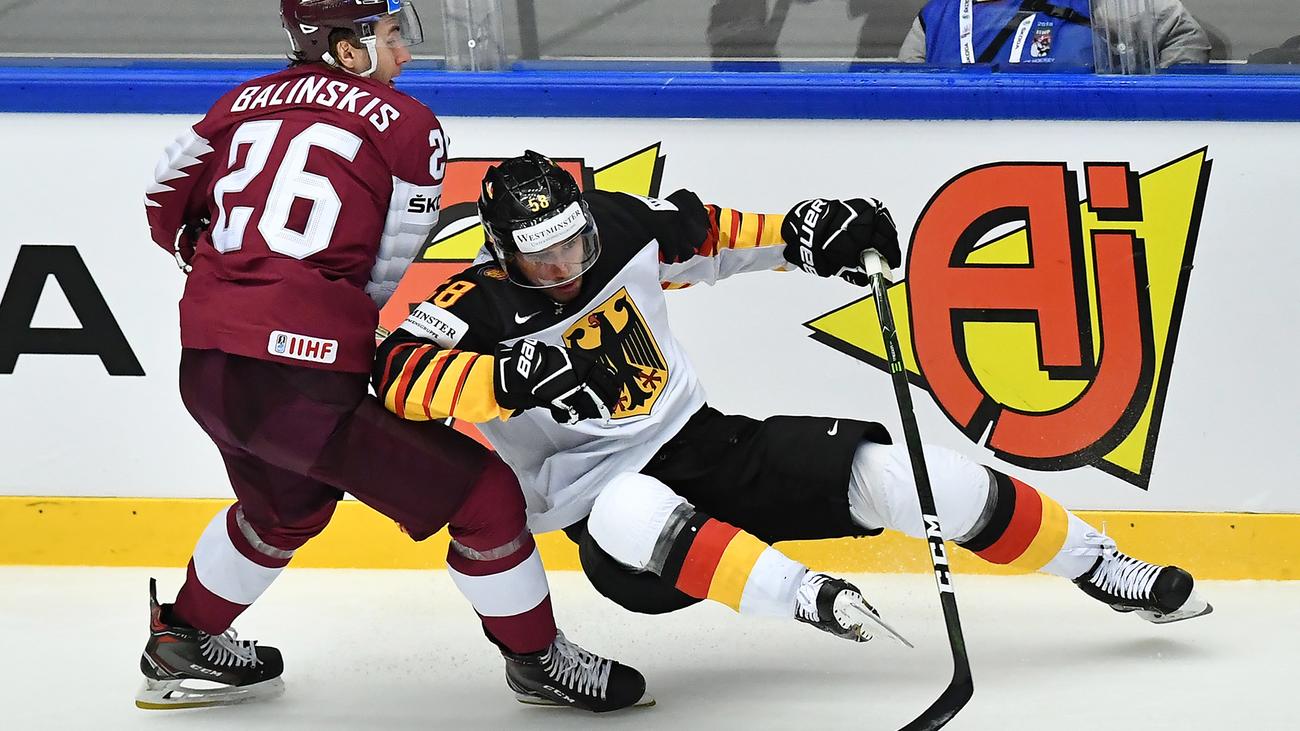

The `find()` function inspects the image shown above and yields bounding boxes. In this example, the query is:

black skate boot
[503,631,653,712]
[136,578,285,709]
[795,572,913,646]
[1075,545,1213,624]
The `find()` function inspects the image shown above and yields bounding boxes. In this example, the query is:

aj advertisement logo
[807,149,1211,488]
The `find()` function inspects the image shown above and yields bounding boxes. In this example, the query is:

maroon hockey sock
[446,536,557,655]
[172,504,295,634]
[171,561,251,634]
[446,459,556,655]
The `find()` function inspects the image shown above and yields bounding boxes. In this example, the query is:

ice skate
[136,579,284,710]
[504,630,654,712]
[794,572,913,646]
[1075,544,1213,624]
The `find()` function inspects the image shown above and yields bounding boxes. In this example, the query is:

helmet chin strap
[322,36,380,78]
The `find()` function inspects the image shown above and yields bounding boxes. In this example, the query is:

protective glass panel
[0,0,1294,72]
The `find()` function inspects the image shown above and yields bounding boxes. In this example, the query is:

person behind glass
[136,0,648,714]
[707,0,825,58]
[898,0,1209,67]
[1249,35,1300,64]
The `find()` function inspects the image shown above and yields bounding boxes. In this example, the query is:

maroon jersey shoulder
[169,64,448,374]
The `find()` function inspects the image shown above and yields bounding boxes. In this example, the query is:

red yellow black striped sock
[958,472,1070,572]
[659,513,804,615]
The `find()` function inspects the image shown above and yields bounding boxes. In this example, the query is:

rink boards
[1,66,1297,577]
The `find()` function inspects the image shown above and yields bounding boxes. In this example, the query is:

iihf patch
[267,330,338,364]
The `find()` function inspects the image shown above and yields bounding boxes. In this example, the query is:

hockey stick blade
[900,675,974,731]
[861,251,974,731]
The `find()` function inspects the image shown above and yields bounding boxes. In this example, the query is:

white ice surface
[2,567,1296,730]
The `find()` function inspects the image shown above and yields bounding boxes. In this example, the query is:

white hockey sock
[189,505,289,607]
[587,472,807,617]
[1040,513,1110,580]
[446,539,551,618]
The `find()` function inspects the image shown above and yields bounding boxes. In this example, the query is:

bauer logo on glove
[494,338,620,425]
[780,198,900,286]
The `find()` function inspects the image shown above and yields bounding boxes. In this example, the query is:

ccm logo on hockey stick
[923,514,955,594]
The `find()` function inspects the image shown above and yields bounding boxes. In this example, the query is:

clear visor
[500,220,601,289]
[365,3,424,50]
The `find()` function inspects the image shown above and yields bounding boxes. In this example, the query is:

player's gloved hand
[173,217,209,275]
[494,339,620,424]
[781,198,900,286]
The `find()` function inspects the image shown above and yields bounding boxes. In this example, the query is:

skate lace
[795,572,828,623]
[1089,547,1161,602]
[542,632,612,699]
[1062,526,1117,559]
[200,629,262,668]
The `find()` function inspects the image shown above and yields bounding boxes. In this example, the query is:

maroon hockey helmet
[281,0,423,74]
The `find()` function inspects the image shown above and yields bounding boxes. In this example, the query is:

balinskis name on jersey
[144,63,448,374]
[229,75,401,133]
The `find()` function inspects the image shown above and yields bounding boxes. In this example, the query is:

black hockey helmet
[478,151,600,289]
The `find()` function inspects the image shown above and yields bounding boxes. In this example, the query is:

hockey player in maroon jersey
[138,3,648,713]
[374,152,1211,674]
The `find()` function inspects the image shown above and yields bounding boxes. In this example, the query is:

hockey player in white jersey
[374,151,1211,652]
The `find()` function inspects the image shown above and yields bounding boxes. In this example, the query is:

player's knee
[244,499,338,551]
[576,528,702,615]
[587,473,689,571]
[853,442,990,540]
[447,456,527,546]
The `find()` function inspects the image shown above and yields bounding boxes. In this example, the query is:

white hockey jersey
[375,189,789,533]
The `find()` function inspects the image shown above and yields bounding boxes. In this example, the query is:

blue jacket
[919,0,1094,67]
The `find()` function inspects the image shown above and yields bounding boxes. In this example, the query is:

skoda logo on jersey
[807,149,1211,490]
[564,288,668,419]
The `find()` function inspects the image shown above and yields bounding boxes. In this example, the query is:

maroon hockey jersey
[145,63,447,373]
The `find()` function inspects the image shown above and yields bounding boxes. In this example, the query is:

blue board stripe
[1,61,1298,121]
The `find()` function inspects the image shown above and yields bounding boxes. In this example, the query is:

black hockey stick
[861,251,973,731]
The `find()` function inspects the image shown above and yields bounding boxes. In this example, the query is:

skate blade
[514,691,656,711]
[1139,593,1214,625]
[864,612,915,649]
[841,602,915,648]
[135,676,285,710]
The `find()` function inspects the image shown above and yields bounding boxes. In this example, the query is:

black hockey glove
[173,217,209,275]
[494,339,620,425]
[781,198,900,286]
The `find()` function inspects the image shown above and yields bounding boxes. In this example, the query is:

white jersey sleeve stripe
[366,174,441,307]
[146,129,213,197]
[658,244,789,287]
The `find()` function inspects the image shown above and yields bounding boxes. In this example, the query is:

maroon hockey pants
[169,348,555,653]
